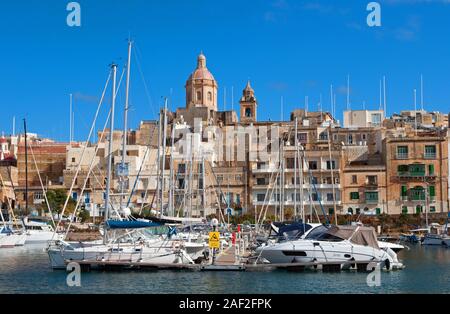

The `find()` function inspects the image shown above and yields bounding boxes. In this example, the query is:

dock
[65,245,385,273]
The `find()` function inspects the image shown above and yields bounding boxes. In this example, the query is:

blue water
[0,244,449,294]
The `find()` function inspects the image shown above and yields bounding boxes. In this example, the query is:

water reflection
[0,244,448,294]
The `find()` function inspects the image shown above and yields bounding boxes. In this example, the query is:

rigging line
[54,71,111,237]
[28,142,56,228]
[64,108,113,238]
[0,170,21,230]
[133,43,157,118]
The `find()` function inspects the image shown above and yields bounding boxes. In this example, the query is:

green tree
[78,209,90,223]
[45,189,76,217]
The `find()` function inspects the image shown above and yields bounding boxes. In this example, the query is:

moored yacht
[254,224,404,270]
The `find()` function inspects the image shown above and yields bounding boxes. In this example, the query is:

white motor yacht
[255,225,403,270]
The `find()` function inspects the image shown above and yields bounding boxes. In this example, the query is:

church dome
[188,53,216,81]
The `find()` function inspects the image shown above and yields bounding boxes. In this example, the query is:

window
[371,113,382,126]
[365,192,379,203]
[256,178,266,186]
[257,194,265,202]
[198,178,204,189]
[352,175,357,184]
[356,208,361,215]
[84,192,91,204]
[416,205,423,214]
[319,132,328,141]
[72,192,78,201]
[207,92,212,101]
[397,146,408,159]
[308,161,318,170]
[429,164,435,176]
[245,108,252,117]
[235,174,242,182]
[348,134,353,144]
[362,134,367,140]
[311,177,318,184]
[424,145,436,159]
[328,208,334,215]
[410,164,425,176]
[326,160,336,170]
[327,193,334,201]
[286,158,295,169]
[347,208,353,215]
[398,165,409,175]
[236,194,241,205]
[297,133,308,144]
[411,187,425,201]
[273,194,281,202]
[196,91,202,101]
[217,175,223,183]
[366,176,377,185]
[401,186,408,198]
[430,206,436,213]
[178,164,186,173]
[71,157,76,163]
[402,206,408,214]
[178,179,185,189]
[311,193,319,201]
[376,208,381,215]
[34,192,43,200]
[350,192,360,200]
[429,186,436,198]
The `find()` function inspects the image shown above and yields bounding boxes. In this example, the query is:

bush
[78,209,90,223]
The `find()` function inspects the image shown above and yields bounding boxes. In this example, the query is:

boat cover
[106,220,163,229]
[327,225,380,249]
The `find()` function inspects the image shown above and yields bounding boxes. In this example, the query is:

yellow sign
[209,232,220,249]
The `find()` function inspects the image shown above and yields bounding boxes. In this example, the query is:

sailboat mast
[69,94,72,143]
[160,98,168,218]
[202,155,206,219]
[105,63,118,221]
[120,40,132,209]
[23,118,28,216]
[168,124,175,217]
[327,126,338,224]
[294,118,298,218]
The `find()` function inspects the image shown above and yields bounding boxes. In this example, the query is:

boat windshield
[304,225,345,242]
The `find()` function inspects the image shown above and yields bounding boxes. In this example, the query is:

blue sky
[1,0,450,141]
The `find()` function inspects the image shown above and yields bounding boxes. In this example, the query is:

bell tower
[240,81,257,123]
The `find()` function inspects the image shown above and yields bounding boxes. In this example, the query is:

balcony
[424,153,437,159]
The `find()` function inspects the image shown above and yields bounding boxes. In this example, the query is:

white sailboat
[47,44,204,269]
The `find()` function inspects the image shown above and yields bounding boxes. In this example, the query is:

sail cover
[327,225,380,249]
[106,220,163,229]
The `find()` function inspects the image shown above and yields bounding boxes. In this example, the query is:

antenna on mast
[379,79,383,111]
[319,94,322,114]
[69,93,73,143]
[420,74,424,111]
[224,87,227,111]
[414,89,417,135]
[346,75,350,111]
[305,96,309,115]
[231,86,234,111]
[330,84,334,118]
[383,76,387,116]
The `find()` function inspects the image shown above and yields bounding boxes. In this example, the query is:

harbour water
[0,244,449,294]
